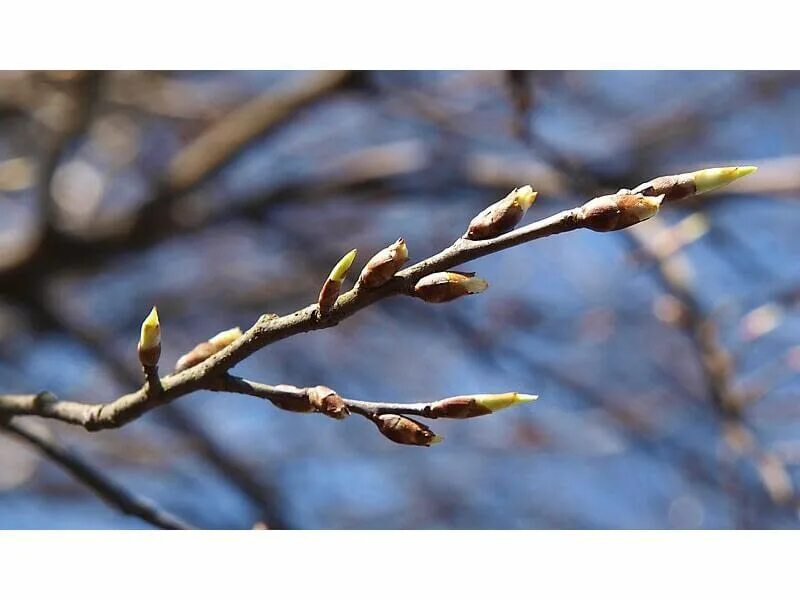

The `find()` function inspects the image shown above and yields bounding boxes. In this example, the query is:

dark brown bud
[357,238,409,288]
[373,414,443,447]
[307,385,349,420]
[578,193,664,232]
[465,186,538,240]
[413,271,488,303]
[175,327,243,372]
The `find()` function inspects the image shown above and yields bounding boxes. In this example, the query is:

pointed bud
[174,326,243,372]
[466,185,538,240]
[329,248,358,283]
[578,193,663,232]
[632,166,758,203]
[693,166,757,194]
[429,392,538,418]
[357,238,409,288]
[137,306,161,368]
[307,385,349,420]
[473,392,538,412]
[414,271,488,303]
[318,249,357,315]
[373,414,442,447]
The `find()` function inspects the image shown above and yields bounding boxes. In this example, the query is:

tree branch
[0,167,748,436]
[0,417,192,530]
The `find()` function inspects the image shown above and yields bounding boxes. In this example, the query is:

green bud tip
[429,435,445,445]
[329,249,358,282]
[693,166,757,194]
[139,306,160,350]
[474,392,538,412]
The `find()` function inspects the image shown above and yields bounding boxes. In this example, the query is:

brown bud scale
[317,278,343,315]
[428,396,493,419]
[414,271,488,303]
[137,344,161,369]
[374,414,440,446]
[467,202,525,240]
[358,239,409,289]
[578,193,662,232]
[465,187,537,240]
[307,385,349,420]
[269,384,314,413]
[631,174,696,203]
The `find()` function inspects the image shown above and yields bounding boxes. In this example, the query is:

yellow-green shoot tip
[429,435,445,446]
[514,185,538,210]
[329,249,358,282]
[474,392,538,413]
[693,166,757,194]
[139,306,160,350]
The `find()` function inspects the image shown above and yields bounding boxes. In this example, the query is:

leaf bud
[578,193,663,232]
[465,185,538,240]
[373,414,443,447]
[174,326,243,372]
[357,238,409,288]
[428,392,538,418]
[137,306,161,368]
[318,249,357,315]
[307,385,349,420]
[413,271,488,303]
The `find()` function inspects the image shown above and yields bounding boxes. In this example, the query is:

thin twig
[0,417,192,530]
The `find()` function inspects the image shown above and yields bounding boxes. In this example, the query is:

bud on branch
[318,248,357,315]
[414,271,488,303]
[466,185,538,240]
[427,392,538,418]
[357,238,409,288]
[137,306,161,368]
[631,165,757,203]
[307,385,349,420]
[175,326,243,372]
[373,414,443,447]
[578,193,664,232]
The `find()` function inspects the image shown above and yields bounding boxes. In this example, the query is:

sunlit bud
[465,185,538,240]
[318,249,358,315]
[357,238,409,288]
[693,166,757,194]
[414,271,488,303]
[578,193,663,232]
[329,248,358,283]
[307,385,349,420]
[137,306,161,368]
[174,326,243,372]
[208,327,243,348]
[632,166,757,202]
[373,414,443,447]
[429,392,538,418]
